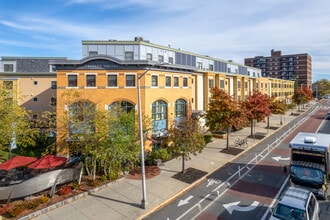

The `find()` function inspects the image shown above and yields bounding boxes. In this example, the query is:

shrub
[100,175,107,182]
[71,182,80,190]
[8,202,25,218]
[146,148,172,165]
[59,185,72,195]
[204,134,213,143]
[0,204,11,215]
[40,195,50,204]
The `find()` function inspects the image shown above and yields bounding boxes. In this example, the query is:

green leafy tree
[57,91,142,180]
[99,109,140,179]
[0,89,37,156]
[206,87,247,149]
[313,79,330,98]
[242,90,271,136]
[168,113,206,173]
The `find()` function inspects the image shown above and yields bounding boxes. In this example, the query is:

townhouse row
[1,38,296,150]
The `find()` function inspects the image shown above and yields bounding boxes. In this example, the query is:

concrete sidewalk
[26,110,302,220]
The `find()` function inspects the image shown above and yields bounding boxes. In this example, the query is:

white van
[270,186,320,220]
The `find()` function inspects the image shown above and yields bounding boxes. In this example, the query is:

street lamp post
[137,67,149,209]
[137,62,167,209]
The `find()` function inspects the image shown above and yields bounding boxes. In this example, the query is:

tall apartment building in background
[244,49,312,89]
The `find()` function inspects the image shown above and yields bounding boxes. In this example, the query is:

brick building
[244,49,312,89]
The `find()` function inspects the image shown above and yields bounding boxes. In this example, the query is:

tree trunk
[250,120,254,136]
[226,127,230,149]
[181,154,185,173]
[267,116,270,128]
[92,158,96,181]
[84,157,91,176]
[280,114,283,125]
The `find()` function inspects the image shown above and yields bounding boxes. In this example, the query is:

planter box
[212,133,227,139]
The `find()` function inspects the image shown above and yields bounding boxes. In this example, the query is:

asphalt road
[144,102,330,220]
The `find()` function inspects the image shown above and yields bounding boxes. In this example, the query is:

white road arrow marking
[272,156,290,161]
[178,195,194,207]
[223,201,259,214]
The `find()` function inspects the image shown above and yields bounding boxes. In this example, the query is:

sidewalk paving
[26,110,301,220]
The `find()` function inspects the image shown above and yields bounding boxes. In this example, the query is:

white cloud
[1,0,329,80]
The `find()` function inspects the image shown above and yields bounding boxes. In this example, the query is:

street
[144,101,330,220]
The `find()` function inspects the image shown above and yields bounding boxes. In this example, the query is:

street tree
[99,109,140,180]
[206,87,247,149]
[268,98,287,127]
[292,86,312,111]
[168,111,206,173]
[0,89,37,156]
[313,79,330,98]
[57,90,142,180]
[242,90,271,136]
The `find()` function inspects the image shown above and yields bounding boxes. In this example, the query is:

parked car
[270,186,320,220]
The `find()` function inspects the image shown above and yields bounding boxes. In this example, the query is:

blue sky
[0,0,329,82]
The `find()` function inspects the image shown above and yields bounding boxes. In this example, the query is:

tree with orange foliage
[241,90,271,136]
[269,98,287,126]
[292,85,313,111]
[206,87,247,149]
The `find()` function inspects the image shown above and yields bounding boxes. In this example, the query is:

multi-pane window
[108,101,135,114]
[126,74,135,87]
[183,77,188,87]
[107,74,117,87]
[245,81,248,90]
[51,81,57,89]
[152,100,167,133]
[209,79,214,88]
[151,75,158,87]
[68,75,78,87]
[158,55,164,62]
[237,81,241,89]
[69,101,95,135]
[147,53,152,61]
[166,76,171,87]
[209,64,214,71]
[86,75,96,87]
[33,97,38,102]
[169,57,173,64]
[125,52,134,61]
[50,97,56,106]
[220,80,225,89]
[174,77,179,87]
[4,64,14,72]
[175,99,187,118]
[197,62,202,69]
[3,81,13,90]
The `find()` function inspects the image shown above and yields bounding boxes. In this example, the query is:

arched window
[108,101,135,114]
[68,101,95,135]
[174,99,187,126]
[152,100,167,133]
[175,99,187,118]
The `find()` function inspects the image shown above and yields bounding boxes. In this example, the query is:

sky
[0,0,329,82]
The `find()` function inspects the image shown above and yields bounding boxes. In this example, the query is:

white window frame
[151,74,159,88]
[124,73,137,88]
[173,76,179,88]
[66,73,79,89]
[165,75,172,88]
[84,73,97,89]
[106,73,119,88]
